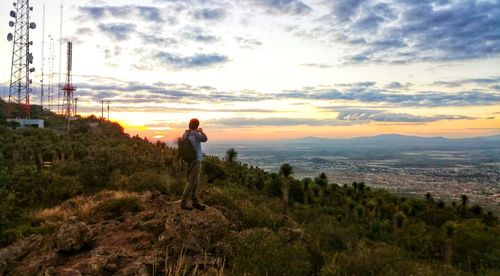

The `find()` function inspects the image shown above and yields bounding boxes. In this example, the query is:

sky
[1,0,499,141]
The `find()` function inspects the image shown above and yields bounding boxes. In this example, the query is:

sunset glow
[1,0,499,141]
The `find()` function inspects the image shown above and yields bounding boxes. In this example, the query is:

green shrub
[232,228,312,276]
[452,219,500,272]
[203,157,226,183]
[320,242,462,276]
[128,170,167,193]
[236,200,283,230]
[204,190,237,210]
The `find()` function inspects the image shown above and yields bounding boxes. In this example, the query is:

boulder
[0,235,43,272]
[162,201,230,256]
[54,220,93,253]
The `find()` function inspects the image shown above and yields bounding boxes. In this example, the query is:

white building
[7,119,45,129]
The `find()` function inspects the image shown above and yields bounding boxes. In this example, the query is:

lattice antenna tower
[7,0,37,117]
[62,41,76,117]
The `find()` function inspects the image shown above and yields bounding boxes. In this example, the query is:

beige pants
[181,161,202,204]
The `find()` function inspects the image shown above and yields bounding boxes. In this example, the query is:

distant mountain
[284,134,500,150]
[479,135,500,141]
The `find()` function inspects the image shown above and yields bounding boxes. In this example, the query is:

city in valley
[205,135,500,214]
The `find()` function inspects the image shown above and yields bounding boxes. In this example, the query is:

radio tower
[6,0,37,117]
[62,42,76,117]
[39,3,46,108]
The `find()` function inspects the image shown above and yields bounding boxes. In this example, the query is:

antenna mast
[40,3,45,108]
[62,42,76,117]
[48,35,54,112]
[7,0,37,117]
[57,2,63,114]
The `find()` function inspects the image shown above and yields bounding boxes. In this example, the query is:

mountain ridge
[286,133,500,143]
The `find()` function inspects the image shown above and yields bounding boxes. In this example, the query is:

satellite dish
[28,53,33,64]
[7,33,13,41]
[9,21,14,27]
[30,22,36,29]
[30,68,35,73]
[10,10,16,17]
[30,7,33,11]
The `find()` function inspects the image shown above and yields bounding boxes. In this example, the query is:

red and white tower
[62,41,76,117]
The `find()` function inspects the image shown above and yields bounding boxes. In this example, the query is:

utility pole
[101,100,104,121]
[106,100,110,121]
[74,97,78,115]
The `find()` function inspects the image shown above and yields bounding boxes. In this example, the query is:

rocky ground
[0,191,232,275]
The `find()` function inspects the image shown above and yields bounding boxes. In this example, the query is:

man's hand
[197,128,203,133]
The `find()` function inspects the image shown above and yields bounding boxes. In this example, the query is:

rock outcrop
[162,201,231,255]
[54,219,94,253]
[0,193,229,275]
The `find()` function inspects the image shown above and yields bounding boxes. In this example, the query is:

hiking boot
[193,203,206,211]
[180,201,193,210]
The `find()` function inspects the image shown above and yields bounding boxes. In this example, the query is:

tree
[225,148,237,162]
[314,172,328,187]
[279,163,293,214]
[460,194,468,207]
[279,163,293,178]
[425,192,433,201]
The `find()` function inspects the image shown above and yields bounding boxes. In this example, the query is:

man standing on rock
[181,118,208,210]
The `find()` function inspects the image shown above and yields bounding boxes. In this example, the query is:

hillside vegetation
[0,99,499,275]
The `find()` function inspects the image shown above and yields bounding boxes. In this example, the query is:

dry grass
[31,190,141,223]
[32,206,71,222]
[165,248,225,276]
[164,230,225,276]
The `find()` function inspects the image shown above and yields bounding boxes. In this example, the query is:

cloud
[73,79,265,105]
[154,51,229,69]
[235,37,263,49]
[97,23,136,41]
[205,110,476,127]
[207,117,351,127]
[280,84,500,107]
[79,78,500,108]
[304,0,500,64]
[78,5,165,23]
[191,8,227,20]
[136,6,163,22]
[434,76,500,88]
[301,63,332,69]
[71,74,500,121]
[139,33,178,46]
[336,109,476,123]
[247,0,312,15]
[384,82,411,90]
[181,27,220,43]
